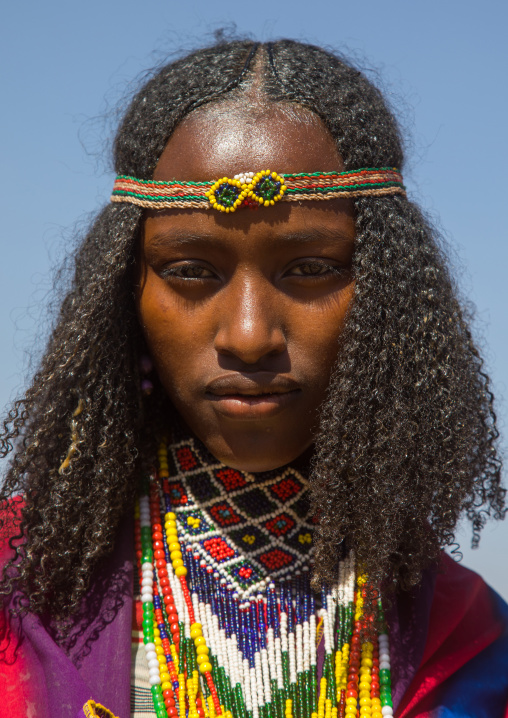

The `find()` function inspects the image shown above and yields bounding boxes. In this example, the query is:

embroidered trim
[83,699,120,718]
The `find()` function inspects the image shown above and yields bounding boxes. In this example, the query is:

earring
[140,354,154,396]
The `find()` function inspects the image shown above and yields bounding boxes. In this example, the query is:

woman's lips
[205,390,301,419]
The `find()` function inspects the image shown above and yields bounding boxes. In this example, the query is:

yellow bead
[169,541,180,552]
[175,566,188,577]
[172,559,184,569]
[199,662,212,674]
[359,697,371,706]
[162,681,172,691]
[197,653,209,665]
[359,681,371,690]
[346,697,357,706]
[170,550,182,561]
[344,707,356,715]
[361,658,373,668]
[190,626,202,639]
[194,636,206,647]
[155,637,162,645]
[156,645,164,655]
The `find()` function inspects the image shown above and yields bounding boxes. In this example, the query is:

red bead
[170,622,180,633]
[164,594,174,604]
[152,523,163,533]
[154,549,165,559]
[159,567,168,578]
[167,708,178,717]
[165,696,176,707]
[346,690,358,699]
[152,540,164,550]
[351,635,360,646]
[160,577,170,587]
[371,690,380,699]
[163,689,173,699]
[156,558,166,569]
[347,680,359,690]
[152,531,164,541]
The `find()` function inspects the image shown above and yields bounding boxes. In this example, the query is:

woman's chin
[197,432,313,474]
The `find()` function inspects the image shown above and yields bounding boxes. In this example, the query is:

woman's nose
[213,275,287,365]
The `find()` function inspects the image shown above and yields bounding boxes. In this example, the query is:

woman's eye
[162,263,215,280]
[289,261,345,277]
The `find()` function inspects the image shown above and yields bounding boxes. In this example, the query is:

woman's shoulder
[399,553,508,717]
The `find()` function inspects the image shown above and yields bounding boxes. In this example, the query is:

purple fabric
[6,516,134,718]
[387,568,436,711]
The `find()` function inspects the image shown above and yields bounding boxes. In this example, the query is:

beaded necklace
[134,436,394,718]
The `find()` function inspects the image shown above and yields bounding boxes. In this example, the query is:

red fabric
[397,553,507,717]
[0,496,45,717]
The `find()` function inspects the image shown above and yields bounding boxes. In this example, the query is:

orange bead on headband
[111,167,405,212]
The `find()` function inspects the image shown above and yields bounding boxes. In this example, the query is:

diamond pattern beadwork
[164,435,314,595]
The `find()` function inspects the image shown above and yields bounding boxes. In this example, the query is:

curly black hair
[0,39,504,618]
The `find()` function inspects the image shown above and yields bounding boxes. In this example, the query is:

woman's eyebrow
[274,227,354,244]
[147,226,354,248]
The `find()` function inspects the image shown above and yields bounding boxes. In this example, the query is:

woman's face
[137,102,356,472]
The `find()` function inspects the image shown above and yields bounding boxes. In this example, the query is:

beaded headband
[111,167,405,213]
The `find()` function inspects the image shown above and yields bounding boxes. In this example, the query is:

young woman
[1,40,507,718]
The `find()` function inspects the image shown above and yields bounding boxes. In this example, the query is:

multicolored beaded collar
[111,168,405,213]
[134,434,394,718]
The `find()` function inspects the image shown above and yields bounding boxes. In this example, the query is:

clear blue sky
[1,0,507,596]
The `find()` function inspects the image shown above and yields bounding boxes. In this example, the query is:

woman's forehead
[153,102,345,183]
